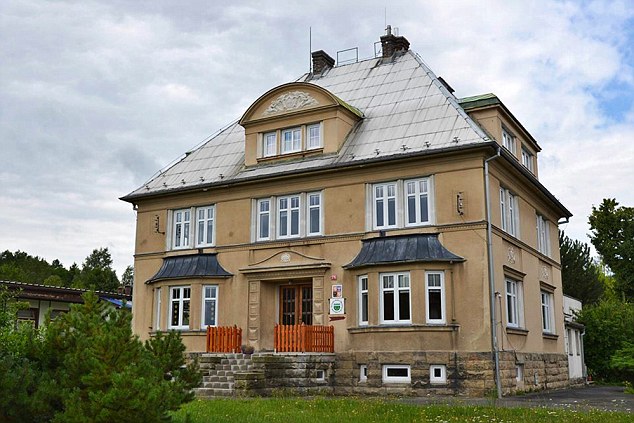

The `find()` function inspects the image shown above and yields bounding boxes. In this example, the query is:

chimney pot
[311,50,335,74]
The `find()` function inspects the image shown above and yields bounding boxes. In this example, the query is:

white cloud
[1,0,633,276]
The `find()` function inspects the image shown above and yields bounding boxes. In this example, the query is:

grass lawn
[170,397,632,422]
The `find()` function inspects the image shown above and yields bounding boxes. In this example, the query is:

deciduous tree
[559,231,604,305]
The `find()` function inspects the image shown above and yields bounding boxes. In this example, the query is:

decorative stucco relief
[263,91,319,115]
[541,266,550,281]
[507,247,516,264]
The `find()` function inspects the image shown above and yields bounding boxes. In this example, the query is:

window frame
[201,284,219,329]
[307,123,322,150]
[195,205,215,247]
[382,365,411,384]
[502,126,516,154]
[169,286,191,330]
[256,198,272,241]
[255,192,323,242]
[500,188,519,237]
[536,214,551,256]
[521,147,534,172]
[263,131,277,157]
[405,178,431,227]
[281,127,302,154]
[373,182,398,229]
[307,192,322,236]
[541,290,555,334]
[172,208,191,249]
[429,364,447,384]
[154,287,162,331]
[277,194,301,239]
[379,272,411,325]
[425,271,446,325]
[505,278,524,329]
[358,275,369,326]
[359,364,368,382]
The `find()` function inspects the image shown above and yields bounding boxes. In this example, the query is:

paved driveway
[500,385,633,413]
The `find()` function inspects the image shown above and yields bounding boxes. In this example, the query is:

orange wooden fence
[206,325,242,353]
[274,324,334,353]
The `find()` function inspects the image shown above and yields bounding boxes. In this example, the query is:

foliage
[121,264,134,286]
[589,198,634,300]
[171,398,633,423]
[0,289,199,422]
[611,342,634,386]
[576,299,634,381]
[0,250,74,286]
[72,248,120,292]
[559,231,604,305]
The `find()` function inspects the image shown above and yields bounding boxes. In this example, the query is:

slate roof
[344,234,465,269]
[147,254,232,283]
[122,50,491,201]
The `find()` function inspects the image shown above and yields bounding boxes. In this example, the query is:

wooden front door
[280,285,312,325]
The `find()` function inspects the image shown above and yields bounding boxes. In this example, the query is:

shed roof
[344,233,464,269]
[147,253,232,283]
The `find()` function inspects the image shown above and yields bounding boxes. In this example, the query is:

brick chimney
[380,25,410,58]
[311,50,335,74]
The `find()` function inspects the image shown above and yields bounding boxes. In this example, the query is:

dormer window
[281,127,301,154]
[502,127,516,155]
[263,132,277,157]
[307,123,322,149]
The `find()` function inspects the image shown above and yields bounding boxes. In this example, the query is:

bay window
[169,286,190,330]
[358,275,368,325]
[380,272,411,324]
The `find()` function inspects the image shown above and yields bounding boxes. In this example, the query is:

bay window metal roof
[344,233,464,269]
[147,253,232,283]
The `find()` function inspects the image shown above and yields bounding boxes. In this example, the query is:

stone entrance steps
[194,353,253,398]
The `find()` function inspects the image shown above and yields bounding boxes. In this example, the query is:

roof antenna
[384,7,387,29]
[309,26,312,73]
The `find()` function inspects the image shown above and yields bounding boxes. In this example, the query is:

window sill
[149,329,206,336]
[349,324,459,334]
[542,332,558,340]
[505,327,529,336]
[257,148,324,163]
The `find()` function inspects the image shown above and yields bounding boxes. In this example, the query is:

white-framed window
[502,127,516,154]
[380,272,411,324]
[566,328,572,355]
[426,271,445,324]
[201,285,218,329]
[263,132,277,157]
[307,123,322,149]
[257,199,271,240]
[154,287,162,331]
[505,278,524,328]
[500,188,519,237]
[171,206,216,249]
[430,364,447,384]
[521,147,534,172]
[541,290,554,333]
[358,275,369,326]
[536,215,550,256]
[172,209,191,249]
[196,206,215,247]
[371,177,433,230]
[575,331,581,356]
[516,364,524,383]
[169,286,191,330]
[359,364,368,382]
[281,127,301,154]
[405,178,430,226]
[278,195,301,238]
[255,192,322,241]
[382,365,411,383]
[374,182,397,229]
[307,192,322,235]
[315,369,326,381]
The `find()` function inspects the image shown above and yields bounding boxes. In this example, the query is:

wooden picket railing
[274,324,334,353]
[206,325,242,353]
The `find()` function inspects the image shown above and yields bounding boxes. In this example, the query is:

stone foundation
[192,350,570,398]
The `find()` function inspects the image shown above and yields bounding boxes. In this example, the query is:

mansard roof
[122,50,491,201]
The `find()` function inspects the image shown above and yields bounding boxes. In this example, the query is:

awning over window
[147,253,232,283]
[344,234,464,269]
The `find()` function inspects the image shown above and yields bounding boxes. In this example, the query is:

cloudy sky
[1,0,633,277]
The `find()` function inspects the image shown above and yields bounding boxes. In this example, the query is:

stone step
[203,375,234,383]
[203,381,234,389]
[194,388,235,398]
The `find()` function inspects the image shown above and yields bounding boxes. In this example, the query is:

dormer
[239,82,363,167]
[459,93,541,178]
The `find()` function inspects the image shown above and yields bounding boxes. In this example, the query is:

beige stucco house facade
[122,30,572,396]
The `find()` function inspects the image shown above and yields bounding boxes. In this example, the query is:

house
[121,29,572,397]
[1,280,132,328]
[563,294,586,383]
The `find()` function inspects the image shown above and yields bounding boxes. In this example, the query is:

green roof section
[333,93,364,118]
[458,93,501,110]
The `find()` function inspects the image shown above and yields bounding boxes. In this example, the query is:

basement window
[382,365,411,384]
[430,365,446,384]
[359,364,368,382]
